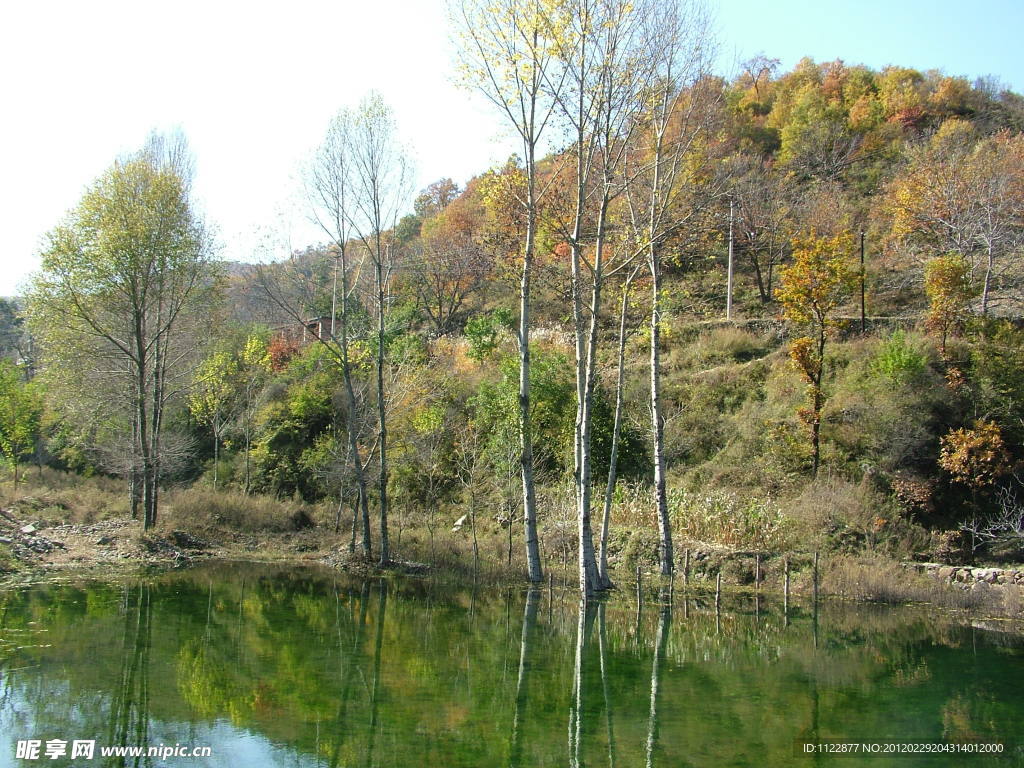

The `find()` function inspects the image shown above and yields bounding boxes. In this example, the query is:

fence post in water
[755,553,761,589]
[683,549,690,587]
[635,565,642,637]
[784,557,790,613]
[715,572,721,609]
[813,551,819,604]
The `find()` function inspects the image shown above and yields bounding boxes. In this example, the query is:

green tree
[28,143,215,528]
[189,350,239,490]
[0,361,42,487]
[777,230,856,475]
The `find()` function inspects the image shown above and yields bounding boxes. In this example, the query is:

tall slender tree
[304,107,374,557]
[547,0,655,595]
[454,0,567,583]
[623,0,719,577]
[347,93,413,567]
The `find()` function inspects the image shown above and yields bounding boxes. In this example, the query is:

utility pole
[726,198,734,321]
[859,231,866,334]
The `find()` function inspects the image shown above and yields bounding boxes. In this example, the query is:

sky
[2,0,1022,296]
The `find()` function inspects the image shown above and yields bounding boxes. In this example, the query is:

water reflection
[109,584,153,767]
[0,564,1023,768]
[510,588,539,768]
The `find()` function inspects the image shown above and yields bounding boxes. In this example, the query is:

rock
[976,569,1000,584]
[936,566,955,580]
[95,536,113,546]
[169,530,205,550]
[20,524,36,535]
[971,580,991,592]
[452,515,468,532]
[0,536,11,545]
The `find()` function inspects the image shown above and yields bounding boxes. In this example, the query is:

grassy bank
[3,470,1022,619]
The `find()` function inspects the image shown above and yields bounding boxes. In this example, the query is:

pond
[1,562,1022,767]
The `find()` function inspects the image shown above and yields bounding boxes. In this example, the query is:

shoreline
[3,513,1023,623]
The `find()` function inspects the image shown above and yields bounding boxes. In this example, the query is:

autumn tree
[237,333,272,494]
[188,330,272,492]
[923,254,974,358]
[189,348,238,490]
[886,120,1024,313]
[939,420,1010,488]
[777,230,856,475]
[28,140,215,528]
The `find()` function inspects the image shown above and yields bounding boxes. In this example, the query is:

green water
[1,563,1022,767]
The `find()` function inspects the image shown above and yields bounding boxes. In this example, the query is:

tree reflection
[365,580,388,768]
[598,602,616,768]
[644,589,672,768]
[108,583,153,768]
[509,588,540,768]
[568,599,596,767]
[329,581,370,768]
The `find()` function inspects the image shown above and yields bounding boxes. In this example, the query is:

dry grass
[820,554,1020,614]
[0,467,128,524]
[161,487,323,534]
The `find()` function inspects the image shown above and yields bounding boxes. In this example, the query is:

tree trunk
[570,189,602,598]
[811,327,826,477]
[338,245,372,557]
[244,400,253,496]
[212,424,219,490]
[982,241,994,315]
[520,161,542,584]
[599,269,636,587]
[750,249,769,303]
[649,246,673,577]
[375,249,390,566]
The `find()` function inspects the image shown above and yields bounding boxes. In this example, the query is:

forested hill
[5,49,1024,582]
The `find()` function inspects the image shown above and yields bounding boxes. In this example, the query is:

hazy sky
[2,0,1022,295]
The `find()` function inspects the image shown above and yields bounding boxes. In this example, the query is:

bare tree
[624,0,720,577]
[304,108,374,557]
[347,92,413,567]
[406,229,489,334]
[727,154,795,303]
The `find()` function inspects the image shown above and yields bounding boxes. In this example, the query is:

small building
[300,316,337,343]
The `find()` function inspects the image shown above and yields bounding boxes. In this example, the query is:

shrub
[870,330,927,385]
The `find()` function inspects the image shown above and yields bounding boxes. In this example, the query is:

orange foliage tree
[938,419,1010,488]
[777,230,856,474]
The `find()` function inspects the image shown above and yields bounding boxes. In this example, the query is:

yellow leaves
[788,336,819,385]
[777,230,856,328]
[938,420,1010,488]
[923,254,974,354]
